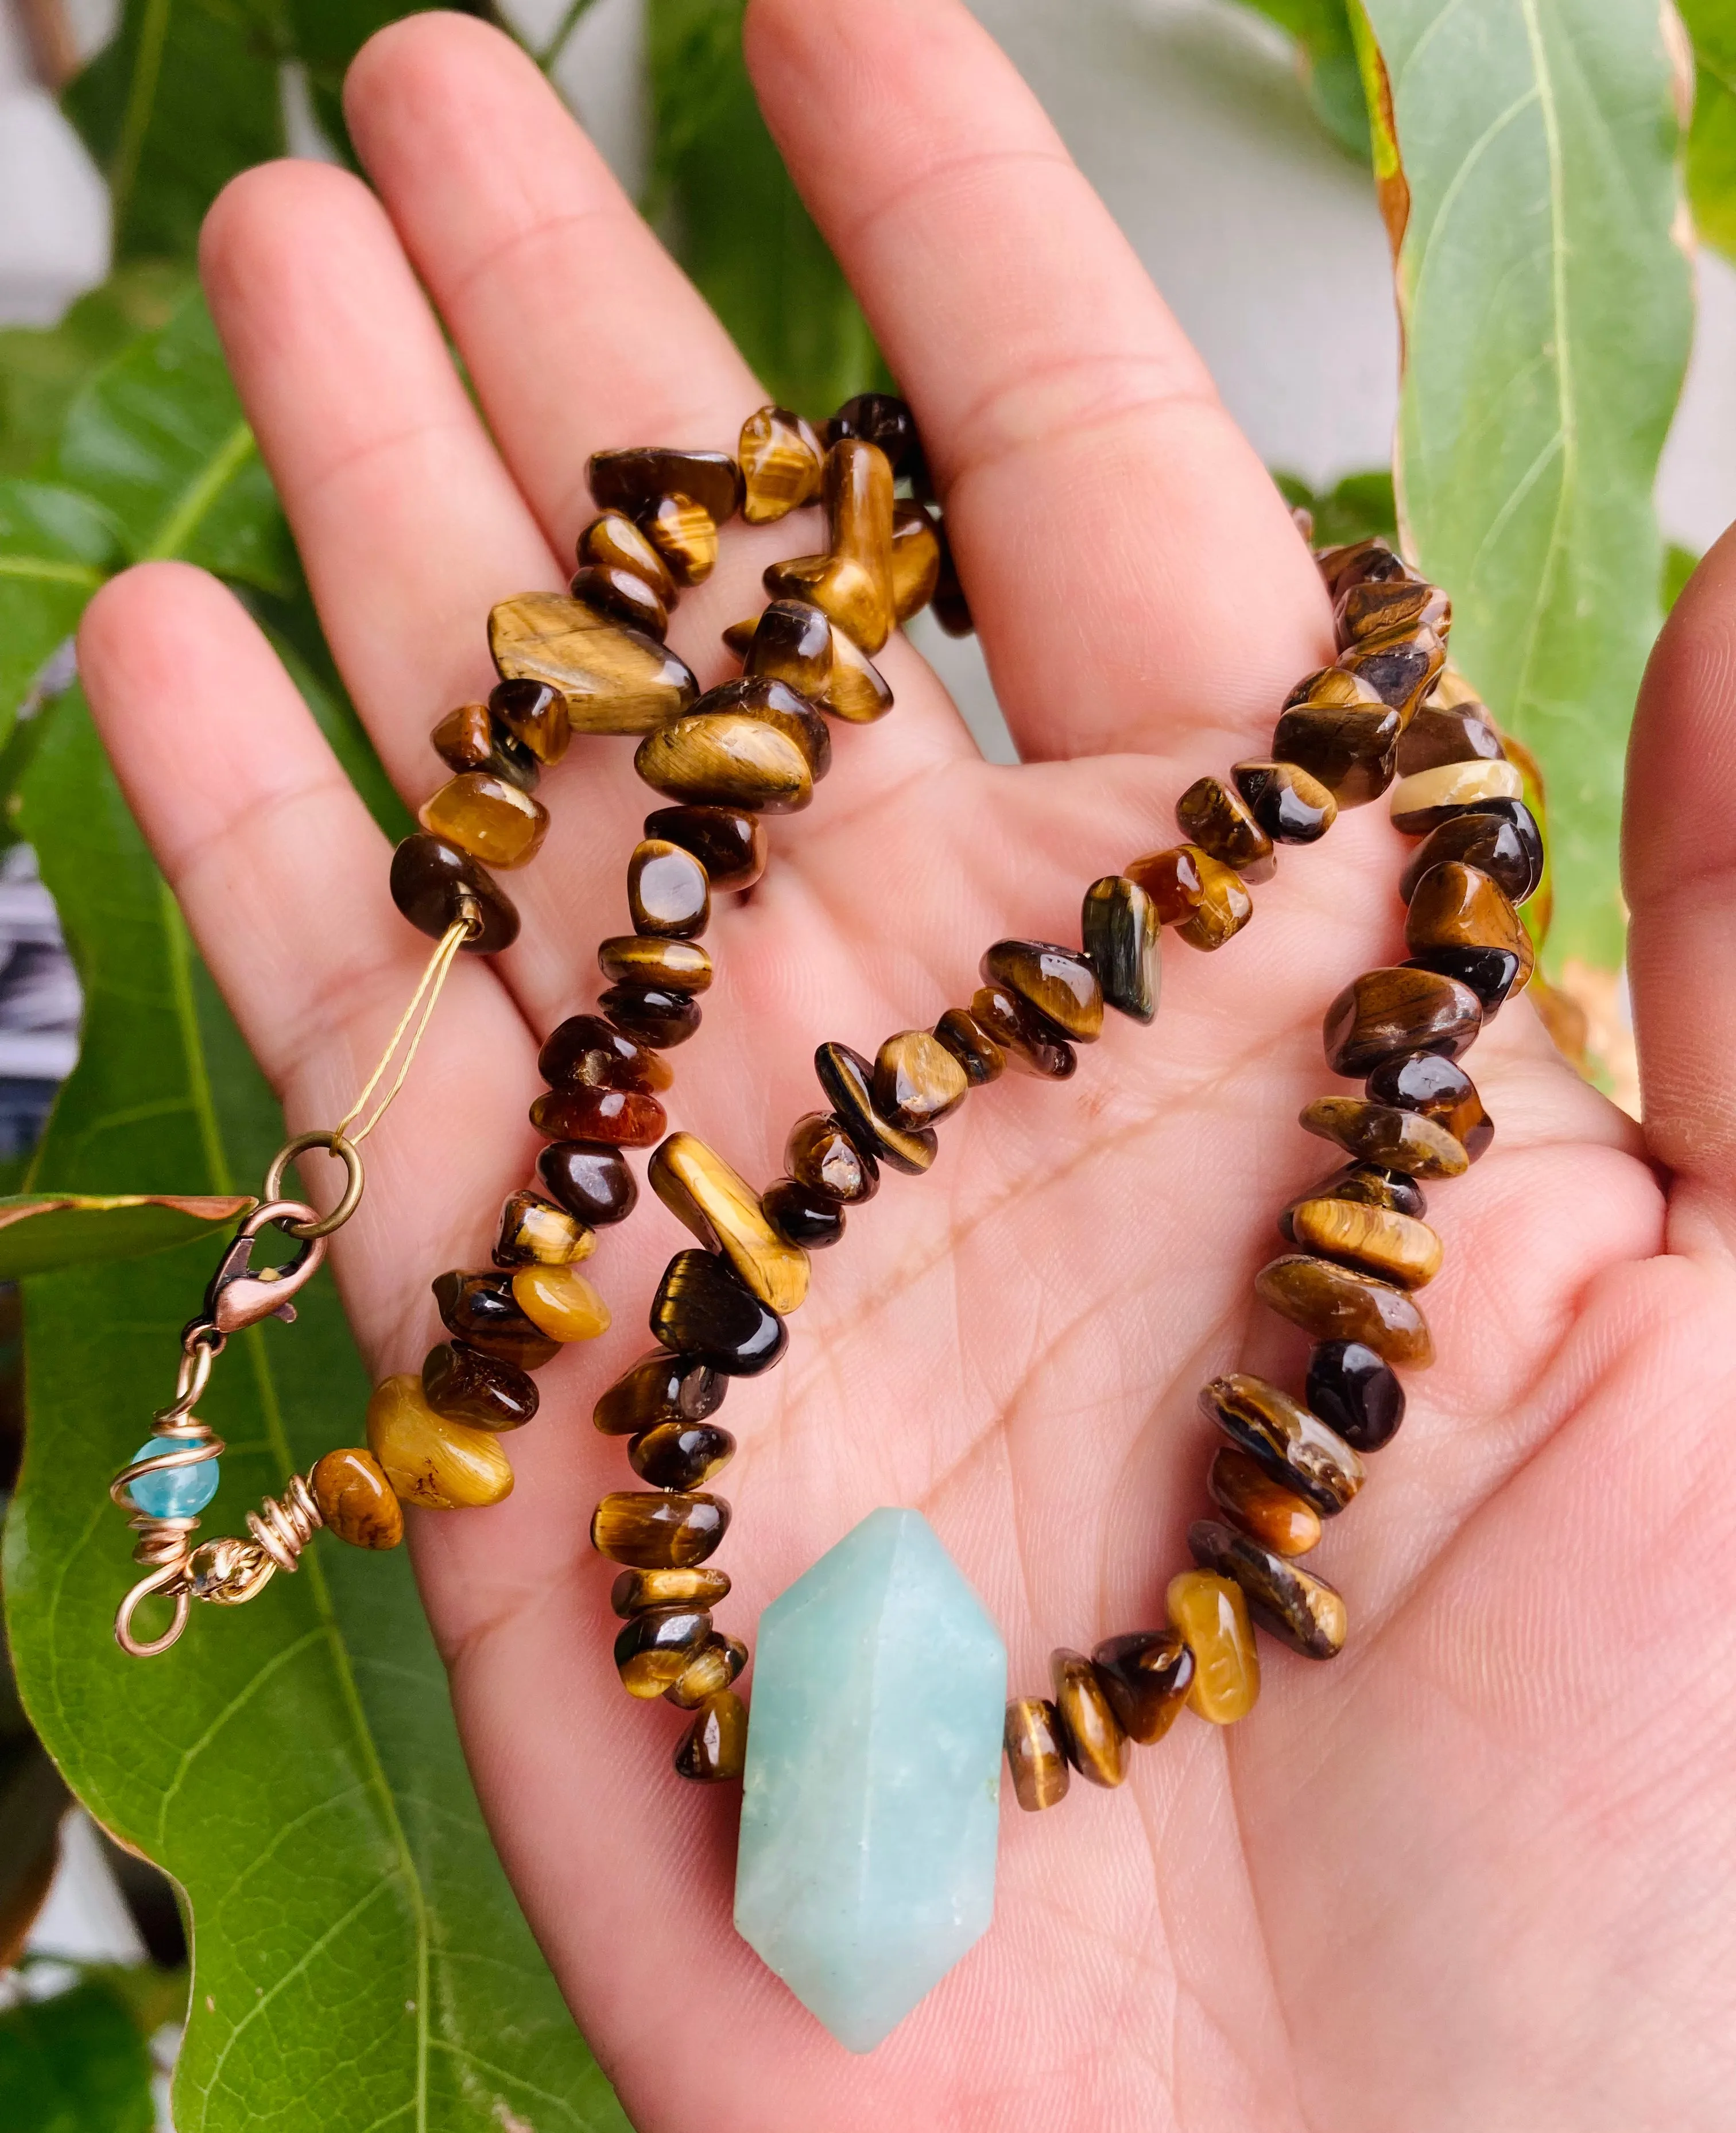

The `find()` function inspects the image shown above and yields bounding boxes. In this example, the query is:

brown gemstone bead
[820,625,894,723]
[739,405,826,522]
[598,934,714,995]
[1004,1696,1070,1812]
[1255,1254,1435,1366]
[762,438,897,653]
[665,1632,749,1708]
[1307,1340,1405,1452]
[1175,777,1275,883]
[1369,1050,1493,1162]
[1270,700,1402,806]
[933,1007,1006,1084]
[493,1188,594,1270]
[1282,1160,1427,1225]
[366,1374,514,1510]
[741,598,832,696]
[576,510,678,604]
[489,595,699,734]
[612,1565,731,1617]
[674,1689,747,1781]
[1398,802,1543,907]
[830,390,924,477]
[1300,1095,1468,1179]
[1316,535,1410,596]
[1231,758,1338,844]
[1323,965,1483,1076]
[762,1178,845,1248]
[1394,703,1501,777]
[650,1131,810,1314]
[529,1085,667,1147]
[422,1340,540,1429]
[980,940,1104,1042]
[785,1111,879,1203]
[816,1042,939,1173]
[1050,1650,1129,1787]
[591,1489,730,1568]
[970,986,1075,1079]
[651,1249,788,1375]
[642,493,719,584]
[595,1351,725,1438]
[1207,1446,1322,1558]
[1090,1629,1195,1744]
[568,562,667,639]
[598,984,703,1048]
[1282,664,1388,713]
[1125,844,1252,951]
[1285,1196,1442,1288]
[629,1418,735,1490]
[1406,861,1534,1009]
[1188,1519,1347,1660]
[1199,1372,1366,1517]
[389,833,518,953]
[873,1030,970,1128]
[539,1013,673,1095]
[432,1270,560,1369]
[1335,576,1450,647]
[889,502,941,621]
[488,676,570,764]
[431,701,540,793]
[635,713,813,813]
[1080,876,1160,1024]
[310,1446,404,1550]
[1336,627,1444,719]
[1166,1571,1259,1724]
[693,676,831,777]
[418,772,548,870]
[589,447,742,525]
[538,1140,637,1226]
[511,1264,610,1343]
[615,1605,714,1697]
[1389,758,1525,835]
[643,805,766,895]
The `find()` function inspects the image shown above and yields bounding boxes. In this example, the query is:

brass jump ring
[262,1131,365,1240]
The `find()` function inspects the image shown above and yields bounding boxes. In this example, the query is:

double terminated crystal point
[734,1508,1005,2051]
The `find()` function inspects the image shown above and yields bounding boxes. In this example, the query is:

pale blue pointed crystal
[734,1507,1005,2052]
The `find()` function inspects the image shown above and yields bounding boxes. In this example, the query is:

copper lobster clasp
[192,1199,330,1339]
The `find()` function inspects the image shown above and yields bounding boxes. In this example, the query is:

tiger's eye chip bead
[1405,860,1534,1010]
[785,1111,879,1203]
[763,437,897,653]
[530,1085,668,1148]
[1255,1254,1435,1366]
[389,833,519,953]
[1366,1050,1493,1161]
[1200,1372,1365,1516]
[628,838,711,939]
[1323,965,1483,1076]
[431,701,540,793]
[1305,1340,1405,1452]
[696,676,832,778]
[972,986,1077,1078]
[310,1446,404,1550]
[644,805,767,895]
[980,940,1104,1042]
[1300,1095,1468,1179]
[598,934,714,994]
[889,505,943,624]
[1004,1696,1070,1811]
[1126,844,1253,951]
[599,983,703,1049]
[1050,1650,1129,1787]
[1207,1446,1323,1558]
[493,1188,594,1269]
[873,1030,970,1128]
[635,712,813,815]
[586,447,742,588]
[1188,1520,1347,1661]
[762,1178,846,1249]
[569,562,668,639]
[1090,1629,1195,1744]
[1389,757,1526,835]
[933,1006,1006,1085]
[1394,703,1501,777]
[1166,1570,1260,1724]
[1081,875,1161,1023]
[666,1632,749,1708]
[488,598,699,735]
[576,510,678,604]
[432,1270,560,1369]
[422,1341,539,1429]
[1284,1196,1443,1288]
[539,1013,673,1095]
[830,390,925,480]
[739,405,826,522]
[1270,692,1401,807]
[611,1565,731,1617]
[538,1140,638,1226]
[512,1265,611,1343]
[614,1605,714,1697]
[1175,777,1276,883]
[815,1042,939,1173]
[1283,1159,1427,1225]
[675,1690,747,1782]
[1335,576,1449,647]
[629,1420,736,1491]
[594,1349,725,1437]
[1398,800,1543,906]
[651,1249,788,1375]
[418,773,549,870]
[742,598,834,696]
[1335,626,1444,722]
[367,1374,514,1510]
[1317,535,1411,596]
[649,1132,811,1314]
[489,677,571,765]
[1232,759,1337,844]
[591,1488,731,1568]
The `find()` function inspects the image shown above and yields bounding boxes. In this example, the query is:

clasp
[193,1199,329,1337]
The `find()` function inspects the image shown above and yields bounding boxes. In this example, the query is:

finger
[745,0,1331,765]
[1625,522,1736,1250]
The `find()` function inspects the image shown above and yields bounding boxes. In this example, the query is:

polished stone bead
[1306,1340,1405,1452]
[598,983,703,1048]
[1398,802,1543,906]
[830,391,924,478]
[1336,626,1444,719]
[422,1339,539,1429]
[1366,1050,1494,1161]
[889,503,941,622]
[1232,759,1338,843]
[735,1507,1005,2053]
[311,1446,404,1550]
[644,804,766,894]
[1300,1095,1468,1179]
[650,1131,811,1314]
[366,1373,514,1509]
[1200,1371,1365,1517]
[538,1139,637,1225]
[970,986,1076,1079]
[1207,1446,1321,1558]
[933,1006,1006,1084]
[598,933,714,995]
[488,676,570,764]
[493,1188,594,1270]
[1285,1196,1442,1288]
[431,700,540,793]
[629,837,711,939]
[1283,1160,1427,1225]
[762,1177,846,1248]
[1406,862,1532,994]
[615,1605,714,1697]
[676,1689,747,1781]
[1316,535,1410,596]
[530,1084,668,1147]
[740,404,826,522]
[418,771,548,870]
[538,1013,672,1095]
[1090,1628,1195,1744]
[591,1487,730,1568]
[594,1350,725,1437]
[1188,1519,1347,1660]
[1175,776,1275,882]
[1080,875,1161,1023]
[576,510,678,603]
[741,597,832,696]
[1270,697,1402,806]
[873,1030,970,1128]
[1322,964,1483,1076]
[762,439,897,654]
[433,1269,560,1368]
[1126,844,1253,951]
[125,1436,218,1519]
[636,712,813,813]
[820,624,895,722]
[1389,757,1525,835]
[1393,703,1501,777]
[1004,1696,1070,1810]
[489,594,699,733]
[816,1041,939,1173]
[786,1111,879,1203]
[389,833,518,953]
[630,1419,736,1490]
[1050,1650,1128,1786]
[693,675,831,778]
[512,1263,611,1342]
[1255,1254,1435,1366]
[1166,1570,1259,1724]
[981,940,1103,1042]
[1335,576,1449,647]
[569,561,668,639]
[588,447,743,526]
[644,492,719,585]
[612,1564,731,1617]
[666,1631,749,1708]
[651,1248,788,1374]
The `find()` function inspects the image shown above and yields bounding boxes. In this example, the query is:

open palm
[75,2,1736,2126]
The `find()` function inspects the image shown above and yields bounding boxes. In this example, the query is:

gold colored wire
[334,911,472,1149]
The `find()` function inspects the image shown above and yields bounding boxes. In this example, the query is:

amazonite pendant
[734,1507,1005,2051]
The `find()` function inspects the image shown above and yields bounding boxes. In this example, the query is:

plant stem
[536,0,600,76]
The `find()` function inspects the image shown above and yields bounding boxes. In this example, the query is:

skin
[74,4,1736,2128]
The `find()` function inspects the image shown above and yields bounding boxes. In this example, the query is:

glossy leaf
[1358,0,1693,967]
[0,1193,252,1281]
[1679,0,1736,260]
[1274,466,1397,548]
[0,483,120,739]
[0,262,193,479]
[1236,0,1370,157]
[0,1976,156,2133]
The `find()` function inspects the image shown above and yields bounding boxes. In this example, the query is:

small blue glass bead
[126,1439,219,1519]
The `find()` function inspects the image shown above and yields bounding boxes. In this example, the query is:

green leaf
[0,1976,157,2133]
[1677,0,1736,260]
[0,483,121,740]
[647,0,888,414]
[1357,0,1693,968]
[1663,540,1700,612]
[63,0,287,263]
[1273,465,1398,548]
[3,697,628,2133]
[0,1193,253,1280]
[1235,0,1371,157]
